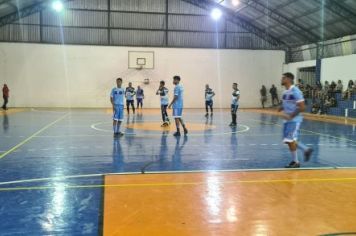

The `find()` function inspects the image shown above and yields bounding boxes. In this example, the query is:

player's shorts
[283,121,301,143]
[113,104,124,121]
[206,100,213,107]
[137,98,143,102]
[173,108,183,118]
[126,100,134,106]
[231,104,239,113]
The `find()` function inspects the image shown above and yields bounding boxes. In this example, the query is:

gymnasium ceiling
[0,0,356,48]
[212,0,356,46]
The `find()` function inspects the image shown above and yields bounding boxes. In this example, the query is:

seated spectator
[330,96,337,107]
[323,97,332,114]
[311,102,320,114]
[335,80,343,93]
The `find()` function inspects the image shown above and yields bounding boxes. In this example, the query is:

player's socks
[116,122,121,133]
[291,150,299,163]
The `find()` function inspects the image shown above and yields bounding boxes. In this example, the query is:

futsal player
[168,76,188,136]
[279,72,313,168]
[205,84,215,117]
[229,83,240,127]
[136,86,144,109]
[125,82,136,114]
[110,78,125,137]
[156,80,170,126]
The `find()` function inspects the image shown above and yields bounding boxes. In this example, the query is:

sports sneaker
[118,132,125,136]
[304,148,313,162]
[183,128,188,136]
[229,122,237,127]
[113,133,119,138]
[173,132,181,137]
[285,161,300,168]
[205,113,209,117]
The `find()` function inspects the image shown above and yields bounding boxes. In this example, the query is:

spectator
[260,85,267,108]
[343,80,354,100]
[336,80,343,93]
[2,84,9,110]
[269,84,280,106]
[311,102,320,114]
[324,81,330,91]
[330,81,336,91]
[305,84,312,99]
[328,81,336,97]
[330,96,337,107]
[347,80,354,89]
[297,79,304,90]
[323,97,332,114]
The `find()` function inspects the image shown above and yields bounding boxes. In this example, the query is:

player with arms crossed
[110,78,125,137]
[205,84,215,117]
[168,76,188,137]
[125,82,136,114]
[279,72,313,168]
[229,83,240,127]
[156,80,170,127]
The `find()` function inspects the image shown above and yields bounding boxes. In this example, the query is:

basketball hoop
[143,78,150,85]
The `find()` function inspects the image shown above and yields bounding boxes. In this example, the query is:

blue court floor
[0,108,355,235]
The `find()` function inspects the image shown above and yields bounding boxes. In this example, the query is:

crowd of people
[299,79,356,114]
[260,79,356,114]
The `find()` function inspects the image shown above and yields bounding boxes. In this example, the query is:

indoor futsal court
[1,0,356,236]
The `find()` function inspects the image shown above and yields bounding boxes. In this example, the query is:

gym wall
[0,42,285,108]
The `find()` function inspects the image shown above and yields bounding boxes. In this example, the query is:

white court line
[90,121,250,137]
[1,166,353,186]
[201,159,250,161]
[31,108,69,114]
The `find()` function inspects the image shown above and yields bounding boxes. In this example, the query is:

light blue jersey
[282,85,304,123]
[111,87,125,105]
[173,84,184,109]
